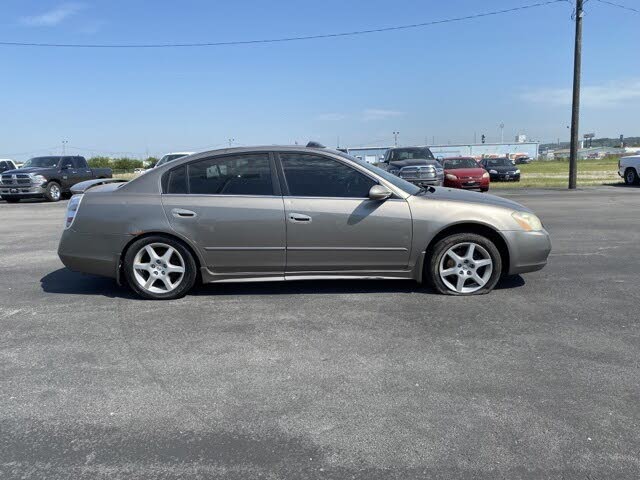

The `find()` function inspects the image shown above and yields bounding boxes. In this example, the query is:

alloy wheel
[438,242,493,294]
[50,184,61,201]
[132,243,186,294]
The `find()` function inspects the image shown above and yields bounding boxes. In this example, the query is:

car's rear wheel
[44,182,62,202]
[624,168,639,185]
[427,233,502,295]
[2,196,20,203]
[124,236,197,300]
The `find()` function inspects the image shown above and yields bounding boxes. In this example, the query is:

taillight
[65,194,83,229]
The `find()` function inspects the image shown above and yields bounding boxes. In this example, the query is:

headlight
[482,171,490,179]
[512,211,543,232]
[65,194,84,229]
[489,169,498,174]
[32,174,47,184]
[445,173,458,180]
[515,169,521,174]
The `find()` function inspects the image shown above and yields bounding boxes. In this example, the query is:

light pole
[499,123,505,144]
[62,140,68,155]
[393,131,400,147]
[228,138,235,147]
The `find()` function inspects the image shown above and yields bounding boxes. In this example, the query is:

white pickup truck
[619,155,640,185]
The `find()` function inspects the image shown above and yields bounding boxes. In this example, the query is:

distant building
[346,142,540,163]
[546,146,626,160]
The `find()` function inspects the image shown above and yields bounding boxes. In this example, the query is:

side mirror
[369,185,392,201]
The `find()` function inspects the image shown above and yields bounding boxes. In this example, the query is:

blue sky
[1,0,639,160]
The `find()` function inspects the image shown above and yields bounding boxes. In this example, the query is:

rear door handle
[289,213,312,223]
[172,208,197,218]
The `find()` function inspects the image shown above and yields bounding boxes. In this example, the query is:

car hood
[389,159,439,169]
[417,186,531,212]
[444,167,485,177]
[485,165,518,172]
[2,167,53,175]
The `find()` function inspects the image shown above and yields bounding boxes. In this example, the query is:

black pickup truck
[0,156,112,203]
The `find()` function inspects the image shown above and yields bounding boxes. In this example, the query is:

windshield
[156,154,188,167]
[335,152,421,195]
[389,148,434,161]
[443,158,479,169]
[22,157,60,168]
[485,158,514,167]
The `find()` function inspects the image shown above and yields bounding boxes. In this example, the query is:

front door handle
[289,213,312,223]
[172,208,197,218]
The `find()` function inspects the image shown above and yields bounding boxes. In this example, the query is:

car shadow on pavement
[40,268,136,299]
[40,267,525,298]
[603,182,639,188]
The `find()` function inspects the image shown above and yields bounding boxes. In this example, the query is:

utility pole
[393,131,400,147]
[569,0,583,189]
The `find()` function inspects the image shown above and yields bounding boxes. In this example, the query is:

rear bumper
[502,229,551,275]
[58,228,129,279]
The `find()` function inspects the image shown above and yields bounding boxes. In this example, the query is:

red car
[442,157,490,192]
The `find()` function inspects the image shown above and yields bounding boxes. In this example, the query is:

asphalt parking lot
[1,187,639,479]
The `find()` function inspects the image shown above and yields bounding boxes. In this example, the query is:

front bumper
[0,184,46,198]
[399,176,444,186]
[502,229,551,275]
[489,172,521,182]
[58,228,129,279]
[444,178,489,190]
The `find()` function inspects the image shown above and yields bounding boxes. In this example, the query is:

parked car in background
[619,155,640,185]
[380,147,443,186]
[0,156,112,203]
[0,159,18,174]
[442,157,490,192]
[480,157,521,182]
[58,145,551,300]
[514,156,532,165]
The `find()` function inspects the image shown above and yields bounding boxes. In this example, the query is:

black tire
[624,168,639,185]
[426,233,502,296]
[2,196,20,203]
[123,235,197,300]
[480,188,489,193]
[44,182,62,202]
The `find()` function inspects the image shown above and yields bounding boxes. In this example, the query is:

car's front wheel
[624,168,639,185]
[427,233,502,295]
[44,182,62,202]
[123,236,197,300]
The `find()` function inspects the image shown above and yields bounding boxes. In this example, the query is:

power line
[594,0,640,13]
[0,0,569,49]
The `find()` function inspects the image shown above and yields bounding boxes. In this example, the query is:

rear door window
[72,157,87,168]
[187,154,274,195]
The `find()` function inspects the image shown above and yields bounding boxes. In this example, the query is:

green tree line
[87,156,159,171]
